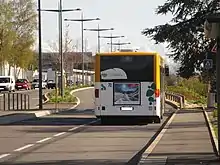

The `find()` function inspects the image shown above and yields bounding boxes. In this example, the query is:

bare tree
[47,24,80,73]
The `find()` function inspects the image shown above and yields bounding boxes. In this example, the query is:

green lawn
[48,85,91,103]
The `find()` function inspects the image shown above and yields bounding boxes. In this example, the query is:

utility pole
[107,42,131,51]
[205,13,220,156]
[64,14,100,85]
[84,25,114,53]
[39,1,81,97]
[99,34,124,52]
[37,0,43,109]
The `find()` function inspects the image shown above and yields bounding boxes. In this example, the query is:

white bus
[94,51,169,124]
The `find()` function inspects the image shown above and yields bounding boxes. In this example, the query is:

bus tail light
[95,89,99,98]
[155,89,160,97]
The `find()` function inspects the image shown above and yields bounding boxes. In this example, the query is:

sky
[35,0,179,72]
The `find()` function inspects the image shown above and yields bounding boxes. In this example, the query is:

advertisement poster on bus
[113,82,140,105]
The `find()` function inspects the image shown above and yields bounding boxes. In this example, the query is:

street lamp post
[99,34,124,52]
[39,0,81,98]
[37,0,43,109]
[107,42,131,51]
[84,25,114,53]
[64,14,100,85]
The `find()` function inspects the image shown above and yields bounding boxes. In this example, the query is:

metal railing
[0,93,30,111]
[165,92,185,109]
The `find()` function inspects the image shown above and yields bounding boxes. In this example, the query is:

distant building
[41,51,94,73]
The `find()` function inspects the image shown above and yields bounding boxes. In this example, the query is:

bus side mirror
[165,66,169,76]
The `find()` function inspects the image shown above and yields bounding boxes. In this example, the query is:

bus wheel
[154,117,161,123]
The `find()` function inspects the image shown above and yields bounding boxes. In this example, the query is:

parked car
[0,76,15,92]
[15,79,31,90]
[31,79,47,89]
[47,80,56,89]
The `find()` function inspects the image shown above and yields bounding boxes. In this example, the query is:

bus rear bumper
[97,115,161,124]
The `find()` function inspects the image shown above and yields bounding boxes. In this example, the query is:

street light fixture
[84,25,114,53]
[99,34,125,52]
[38,0,81,98]
[64,13,100,85]
[107,42,131,51]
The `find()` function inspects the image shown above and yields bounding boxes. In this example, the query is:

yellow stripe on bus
[95,54,100,82]
[155,53,160,90]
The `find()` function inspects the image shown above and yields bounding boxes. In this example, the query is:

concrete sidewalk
[0,87,94,124]
[144,109,219,164]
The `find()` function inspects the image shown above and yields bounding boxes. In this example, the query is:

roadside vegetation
[0,1,38,76]
[165,74,217,137]
[165,75,207,105]
[48,85,91,103]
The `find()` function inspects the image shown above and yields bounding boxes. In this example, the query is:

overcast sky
[34,0,179,72]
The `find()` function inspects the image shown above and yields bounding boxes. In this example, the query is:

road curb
[0,87,93,125]
[203,109,219,156]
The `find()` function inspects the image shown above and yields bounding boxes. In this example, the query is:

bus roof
[96,51,165,66]
[96,51,164,61]
[96,51,160,56]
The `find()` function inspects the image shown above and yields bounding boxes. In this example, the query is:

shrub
[178,77,208,97]
[48,84,90,103]
[167,76,207,104]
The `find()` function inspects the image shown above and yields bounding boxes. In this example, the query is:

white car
[0,76,15,92]
[31,79,47,89]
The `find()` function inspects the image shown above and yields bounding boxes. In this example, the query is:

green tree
[0,0,37,77]
[142,0,220,78]
[10,0,37,77]
[0,2,16,67]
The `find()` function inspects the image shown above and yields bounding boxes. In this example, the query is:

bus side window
[165,65,169,76]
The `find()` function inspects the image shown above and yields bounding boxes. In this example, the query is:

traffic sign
[204,59,213,69]
[211,43,217,53]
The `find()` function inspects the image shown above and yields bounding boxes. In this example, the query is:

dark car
[15,79,31,90]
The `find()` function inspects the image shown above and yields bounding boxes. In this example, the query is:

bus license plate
[120,107,133,111]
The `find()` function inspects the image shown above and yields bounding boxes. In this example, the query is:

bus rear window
[100,55,154,82]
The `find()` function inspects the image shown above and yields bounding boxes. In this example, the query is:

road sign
[204,59,213,69]
[211,43,217,53]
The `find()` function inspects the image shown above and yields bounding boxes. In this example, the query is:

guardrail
[0,93,30,111]
[165,92,185,109]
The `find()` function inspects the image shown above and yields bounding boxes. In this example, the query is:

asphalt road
[0,88,175,165]
[0,89,51,110]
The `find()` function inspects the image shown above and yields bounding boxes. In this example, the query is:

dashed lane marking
[36,137,52,143]
[0,154,10,159]
[53,132,66,137]
[13,144,34,152]
[0,119,99,161]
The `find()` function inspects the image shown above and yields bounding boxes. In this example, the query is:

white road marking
[14,144,34,152]
[0,154,10,159]
[54,132,66,137]
[138,112,177,164]
[68,120,99,131]
[36,137,52,143]
[68,127,80,131]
